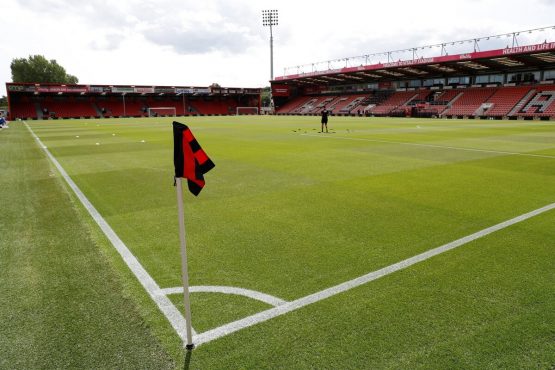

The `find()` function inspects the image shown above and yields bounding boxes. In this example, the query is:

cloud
[3,0,555,97]
[90,32,126,51]
[16,0,266,55]
[135,2,264,55]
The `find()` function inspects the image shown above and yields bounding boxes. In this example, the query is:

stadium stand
[98,97,144,117]
[40,97,98,118]
[270,38,555,120]
[9,96,38,119]
[338,95,370,115]
[482,86,532,117]
[274,84,555,119]
[148,98,186,115]
[442,88,497,117]
[275,96,313,114]
[6,83,261,119]
[368,90,421,116]
[514,85,555,117]
[6,39,555,120]
[188,98,238,115]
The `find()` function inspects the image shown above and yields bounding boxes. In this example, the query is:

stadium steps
[35,102,43,119]
[340,96,367,114]
[295,98,319,114]
[326,96,348,113]
[331,95,363,114]
[308,96,336,114]
[276,96,312,114]
[91,103,103,117]
[369,91,420,115]
[508,89,537,116]
[516,87,555,117]
[442,89,494,116]
[483,86,532,117]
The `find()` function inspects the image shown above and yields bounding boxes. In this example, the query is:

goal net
[148,107,177,117]
[236,107,259,115]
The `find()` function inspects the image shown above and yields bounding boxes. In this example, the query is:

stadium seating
[306,96,337,114]
[292,96,332,114]
[483,86,532,117]
[10,97,38,119]
[274,84,555,119]
[276,96,313,114]
[325,96,349,113]
[10,84,555,120]
[97,97,145,117]
[368,91,420,115]
[513,85,555,117]
[441,88,497,117]
[40,97,98,118]
[146,97,185,115]
[188,98,237,115]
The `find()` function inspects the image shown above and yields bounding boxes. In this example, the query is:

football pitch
[2,115,554,368]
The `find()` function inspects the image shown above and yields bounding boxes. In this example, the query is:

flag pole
[176,177,195,350]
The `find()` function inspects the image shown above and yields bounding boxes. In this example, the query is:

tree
[11,55,78,84]
[261,86,271,107]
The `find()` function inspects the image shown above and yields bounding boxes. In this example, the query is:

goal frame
[147,107,177,117]
[236,106,259,115]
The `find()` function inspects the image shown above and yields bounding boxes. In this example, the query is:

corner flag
[172,121,215,350]
[173,121,215,196]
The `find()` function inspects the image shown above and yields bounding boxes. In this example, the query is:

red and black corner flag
[173,121,215,196]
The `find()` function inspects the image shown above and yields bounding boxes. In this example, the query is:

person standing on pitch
[321,107,329,133]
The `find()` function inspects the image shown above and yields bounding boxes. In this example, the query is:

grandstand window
[409,80,421,88]
[508,71,540,83]
[423,78,444,87]
[475,74,503,84]
[490,74,503,83]
[447,76,470,85]
[543,70,555,80]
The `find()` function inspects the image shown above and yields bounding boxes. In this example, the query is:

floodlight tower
[262,9,278,81]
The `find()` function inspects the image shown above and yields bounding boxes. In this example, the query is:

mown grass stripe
[302,133,555,159]
[24,121,195,339]
[195,200,555,346]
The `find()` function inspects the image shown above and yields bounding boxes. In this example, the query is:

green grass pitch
[2,115,554,368]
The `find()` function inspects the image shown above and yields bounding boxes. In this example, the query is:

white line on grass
[24,122,195,340]
[301,133,555,159]
[161,286,287,307]
[24,121,555,348]
[194,201,555,346]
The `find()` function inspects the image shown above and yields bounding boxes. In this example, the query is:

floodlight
[262,9,279,81]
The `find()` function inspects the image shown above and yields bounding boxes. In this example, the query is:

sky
[2,0,555,96]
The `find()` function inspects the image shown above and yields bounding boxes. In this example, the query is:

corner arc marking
[161,286,288,307]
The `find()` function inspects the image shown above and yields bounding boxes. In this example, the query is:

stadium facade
[6,83,261,120]
[271,41,555,119]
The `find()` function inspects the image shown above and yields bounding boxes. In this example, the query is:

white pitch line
[24,122,195,340]
[24,121,555,348]
[301,133,555,159]
[161,286,288,307]
[194,201,555,346]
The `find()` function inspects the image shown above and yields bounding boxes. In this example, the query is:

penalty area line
[194,200,555,346]
[24,122,195,340]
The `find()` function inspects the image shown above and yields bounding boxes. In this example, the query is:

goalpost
[236,107,259,115]
[148,107,177,117]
